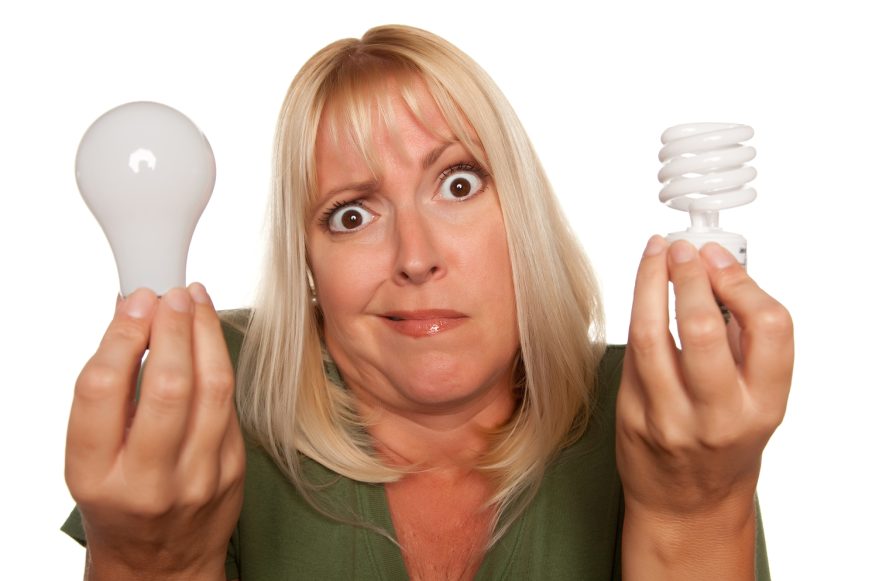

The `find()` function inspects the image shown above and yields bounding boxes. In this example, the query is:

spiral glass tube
[658,122,756,266]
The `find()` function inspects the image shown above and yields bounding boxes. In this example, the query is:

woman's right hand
[65,284,245,581]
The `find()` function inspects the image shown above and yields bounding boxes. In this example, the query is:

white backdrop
[2,1,869,578]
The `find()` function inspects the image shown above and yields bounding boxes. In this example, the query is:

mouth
[381,309,466,321]
[379,310,468,338]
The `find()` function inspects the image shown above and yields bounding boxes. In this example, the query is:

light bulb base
[666,229,747,267]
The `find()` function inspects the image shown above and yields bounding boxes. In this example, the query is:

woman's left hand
[616,235,793,578]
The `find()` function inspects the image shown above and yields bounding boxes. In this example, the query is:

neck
[351,375,519,472]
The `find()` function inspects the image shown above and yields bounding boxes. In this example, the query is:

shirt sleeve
[60,506,86,547]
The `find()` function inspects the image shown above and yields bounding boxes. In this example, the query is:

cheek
[311,245,385,316]
[457,211,515,303]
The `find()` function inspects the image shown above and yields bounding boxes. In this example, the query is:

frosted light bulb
[658,122,756,266]
[75,101,216,296]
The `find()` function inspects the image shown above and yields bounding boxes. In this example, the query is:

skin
[307,87,522,579]
[64,89,793,581]
[619,237,793,578]
[66,285,244,581]
[308,88,520,469]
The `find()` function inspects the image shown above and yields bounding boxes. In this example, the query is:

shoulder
[598,344,625,384]
[593,344,626,413]
[552,344,625,464]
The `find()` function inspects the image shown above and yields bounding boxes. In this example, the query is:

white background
[2,1,869,578]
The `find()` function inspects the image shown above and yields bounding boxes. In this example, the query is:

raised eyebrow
[321,142,456,201]
[421,142,455,170]
[321,179,379,202]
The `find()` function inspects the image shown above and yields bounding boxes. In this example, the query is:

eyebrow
[421,142,453,170]
[320,142,456,201]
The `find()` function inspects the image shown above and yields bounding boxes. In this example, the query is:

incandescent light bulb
[75,101,216,297]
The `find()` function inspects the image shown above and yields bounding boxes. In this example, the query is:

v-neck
[356,479,527,580]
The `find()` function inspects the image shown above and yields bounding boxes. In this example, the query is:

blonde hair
[236,24,605,545]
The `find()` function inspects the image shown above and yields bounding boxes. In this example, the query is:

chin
[388,352,512,410]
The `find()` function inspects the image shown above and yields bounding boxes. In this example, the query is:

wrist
[622,494,758,581]
[85,547,226,581]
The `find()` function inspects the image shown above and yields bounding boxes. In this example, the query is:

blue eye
[326,203,376,233]
[437,164,487,201]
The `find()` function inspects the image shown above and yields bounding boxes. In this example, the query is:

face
[307,84,520,418]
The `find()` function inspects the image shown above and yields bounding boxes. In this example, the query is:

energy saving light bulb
[658,123,756,266]
[75,101,216,296]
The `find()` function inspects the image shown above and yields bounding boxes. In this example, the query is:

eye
[437,163,488,201]
[322,201,377,233]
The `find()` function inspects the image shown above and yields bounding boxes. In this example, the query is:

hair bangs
[309,59,490,218]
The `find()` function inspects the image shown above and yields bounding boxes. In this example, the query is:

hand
[617,236,793,577]
[65,284,245,581]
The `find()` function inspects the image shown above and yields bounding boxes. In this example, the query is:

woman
[63,25,793,580]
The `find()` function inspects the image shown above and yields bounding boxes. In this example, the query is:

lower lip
[381,317,468,338]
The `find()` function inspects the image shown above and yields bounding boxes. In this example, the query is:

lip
[379,310,468,338]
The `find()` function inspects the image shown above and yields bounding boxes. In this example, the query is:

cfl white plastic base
[666,229,747,267]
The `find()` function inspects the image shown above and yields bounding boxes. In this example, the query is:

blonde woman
[63,25,793,580]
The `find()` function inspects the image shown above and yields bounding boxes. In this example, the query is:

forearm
[621,496,758,581]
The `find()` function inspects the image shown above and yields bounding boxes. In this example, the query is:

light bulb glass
[658,122,756,266]
[76,101,216,296]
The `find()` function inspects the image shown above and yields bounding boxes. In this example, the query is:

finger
[67,289,158,480]
[179,283,237,479]
[668,240,738,402]
[126,288,195,473]
[626,236,683,406]
[700,243,794,395]
[218,412,247,495]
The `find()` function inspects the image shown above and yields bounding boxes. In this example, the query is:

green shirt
[63,317,770,579]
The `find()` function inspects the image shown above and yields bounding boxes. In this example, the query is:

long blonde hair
[236,24,605,544]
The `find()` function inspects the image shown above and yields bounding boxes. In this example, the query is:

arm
[65,285,245,581]
[618,237,792,579]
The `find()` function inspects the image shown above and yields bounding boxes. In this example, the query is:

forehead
[314,80,453,185]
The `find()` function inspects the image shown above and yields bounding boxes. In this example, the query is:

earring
[307,268,318,306]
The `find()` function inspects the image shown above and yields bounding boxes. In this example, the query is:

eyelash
[317,199,365,230]
[317,160,490,231]
[438,161,489,186]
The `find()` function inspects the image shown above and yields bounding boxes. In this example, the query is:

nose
[392,208,445,285]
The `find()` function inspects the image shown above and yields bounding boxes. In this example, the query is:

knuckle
[75,363,126,401]
[123,480,178,520]
[757,405,787,434]
[697,418,744,451]
[65,470,98,505]
[128,488,175,518]
[645,414,691,453]
[105,318,150,346]
[753,303,794,338]
[222,438,247,483]
[628,323,664,355]
[712,263,748,293]
[179,477,218,508]
[144,369,191,408]
[679,310,724,349]
[198,371,235,408]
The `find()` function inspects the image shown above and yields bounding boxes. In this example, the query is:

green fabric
[62,313,771,580]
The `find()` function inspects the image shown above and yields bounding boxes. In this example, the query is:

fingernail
[188,282,212,306]
[701,243,736,269]
[122,289,154,319]
[643,235,667,256]
[669,240,697,263]
[163,288,193,313]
